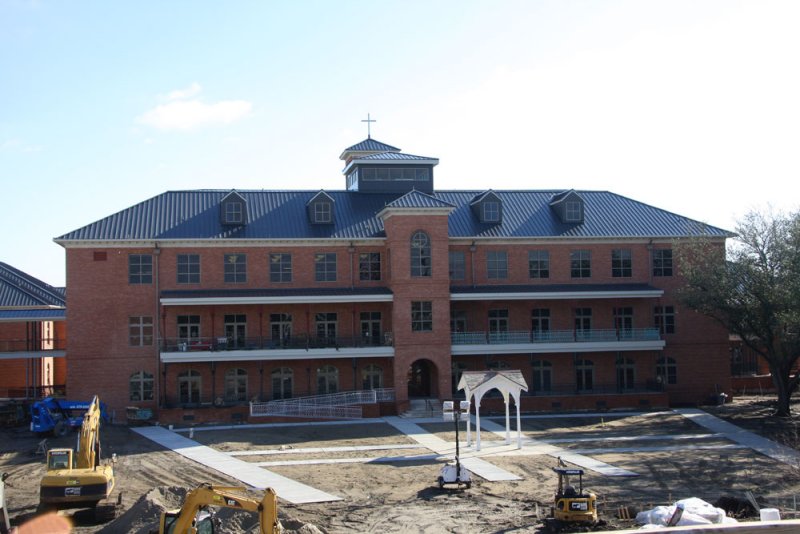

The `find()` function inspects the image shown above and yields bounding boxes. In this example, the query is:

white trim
[342,158,439,174]
[55,238,387,248]
[451,340,665,355]
[0,316,65,322]
[450,289,663,301]
[446,236,727,246]
[161,293,393,306]
[160,346,394,363]
[0,351,65,360]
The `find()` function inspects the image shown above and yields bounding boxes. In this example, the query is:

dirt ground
[2,396,800,533]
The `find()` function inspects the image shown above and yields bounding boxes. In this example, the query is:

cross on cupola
[361,113,376,138]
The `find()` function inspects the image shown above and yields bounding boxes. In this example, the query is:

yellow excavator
[38,395,118,522]
[156,483,279,534]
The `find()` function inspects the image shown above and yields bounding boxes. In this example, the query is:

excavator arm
[75,395,102,470]
[161,484,279,534]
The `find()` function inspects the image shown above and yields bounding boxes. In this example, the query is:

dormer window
[549,190,584,224]
[565,201,582,222]
[220,191,247,226]
[314,202,332,224]
[470,191,502,224]
[307,191,335,225]
[483,202,500,222]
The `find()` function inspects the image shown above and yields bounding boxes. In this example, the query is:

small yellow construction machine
[38,395,119,522]
[156,483,280,534]
[544,458,599,533]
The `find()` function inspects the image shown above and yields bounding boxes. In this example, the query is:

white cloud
[166,82,202,101]
[136,96,253,131]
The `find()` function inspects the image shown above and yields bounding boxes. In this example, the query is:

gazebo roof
[457,370,528,397]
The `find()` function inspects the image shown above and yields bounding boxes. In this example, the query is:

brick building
[55,137,733,422]
[0,262,66,398]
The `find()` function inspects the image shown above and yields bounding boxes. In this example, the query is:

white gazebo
[457,370,528,451]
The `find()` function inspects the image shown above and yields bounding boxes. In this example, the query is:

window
[317,365,339,395]
[315,312,337,342]
[653,249,673,277]
[487,251,508,279]
[362,364,383,390]
[129,316,153,346]
[362,167,429,181]
[360,311,381,345]
[528,250,550,279]
[656,356,677,385]
[532,309,551,340]
[225,201,243,224]
[314,253,337,282]
[531,360,552,393]
[483,201,500,222]
[449,251,465,280]
[487,360,510,371]
[488,309,509,336]
[177,315,200,341]
[177,254,200,284]
[614,307,633,338]
[129,254,152,284]
[575,359,594,391]
[178,370,201,404]
[270,313,292,347]
[452,362,468,393]
[129,371,154,402]
[411,301,433,331]
[565,201,582,222]
[359,252,381,281]
[224,368,248,402]
[271,367,293,400]
[450,310,467,333]
[410,231,432,277]
[654,305,675,334]
[314,202,332,223]
[224,254,246,283]
[224,314,247,349]
[612,249,632,278]
[574,308,592,339]
[616,356,635,391]
[270,253,292,282]
[570,250,591,278]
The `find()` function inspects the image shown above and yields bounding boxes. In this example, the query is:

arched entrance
[408,359,433,398]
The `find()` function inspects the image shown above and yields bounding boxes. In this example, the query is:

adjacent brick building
[54,137,733,422]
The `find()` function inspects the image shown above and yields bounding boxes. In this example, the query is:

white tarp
[635,497,738,528]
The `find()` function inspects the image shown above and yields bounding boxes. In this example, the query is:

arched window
[410,231,432,277]
[531,360,552,393]
[616,356,636,391]
[362,364,383,390]
[452,362,468,394]
[575,359,594,392]
[129,371,154,402]
[178,369,201,404]
[224,368,248,402]
[317,365,339,394]
[271,367,293,400]
[656,356,677,385]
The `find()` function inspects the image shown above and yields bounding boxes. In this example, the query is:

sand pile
[98,486,325,533]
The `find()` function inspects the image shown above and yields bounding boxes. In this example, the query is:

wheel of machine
[437,476,445,489]
[465,481,471,489]
[53,420,68,437]
[94,503,117,523]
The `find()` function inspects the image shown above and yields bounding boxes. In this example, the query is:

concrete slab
[133,426,341,504]
[229,444,427,456]
[676,408,800,466]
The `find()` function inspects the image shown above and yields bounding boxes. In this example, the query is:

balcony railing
[452,328,661,345]
[0,338,66,352]
[161,333,393,353]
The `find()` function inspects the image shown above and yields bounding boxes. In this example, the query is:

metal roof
[55,189,733,243]
[353,152,437,162]
[341,138,401,155]
[384,190,456,209]
[0,309,66,322]
[0,262,66,308]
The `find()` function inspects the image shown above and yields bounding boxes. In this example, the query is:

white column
[504,393,511,445]
[476,405,481,451]
[515,393,522,449]
[465,394,472,446]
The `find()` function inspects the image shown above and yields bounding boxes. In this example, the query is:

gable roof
[340,138,401,158]
[352,152,437,162]
[383,190,456,210]
[0,262,66,308]
[55,189,733,243]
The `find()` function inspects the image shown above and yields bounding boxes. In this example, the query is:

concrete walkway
[676,408,800,466]
[132,426,341,504]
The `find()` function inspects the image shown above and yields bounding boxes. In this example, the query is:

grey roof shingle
[0,262,66,308]
[55,189,733,243]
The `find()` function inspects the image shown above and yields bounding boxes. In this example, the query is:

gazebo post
[515,393,522,449]
[504,392,511,445]
[465,392,472,446]
[475,396,482,451]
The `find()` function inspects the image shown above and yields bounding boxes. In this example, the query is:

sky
[2,1,799,288]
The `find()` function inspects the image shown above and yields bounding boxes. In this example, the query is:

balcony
[451,328,664,355]
[160,333,395,363]
[0,338,67,358]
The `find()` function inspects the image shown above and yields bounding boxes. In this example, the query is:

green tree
[677,210,800,417]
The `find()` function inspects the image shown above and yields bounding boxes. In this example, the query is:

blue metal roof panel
[354,152,436,161]
[0,309,66,321]
[56,189,732,243]
[343,138,401,153]
[0,262,66,308]
[385,191,456,209]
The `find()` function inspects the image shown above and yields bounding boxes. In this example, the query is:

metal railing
[161,332,393,353]
[250,387,395,419]
[452,328,661,345]
[520,382,664,397]
[0,338,67,352]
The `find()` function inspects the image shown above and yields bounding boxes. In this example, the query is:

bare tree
[677,210,800,416]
